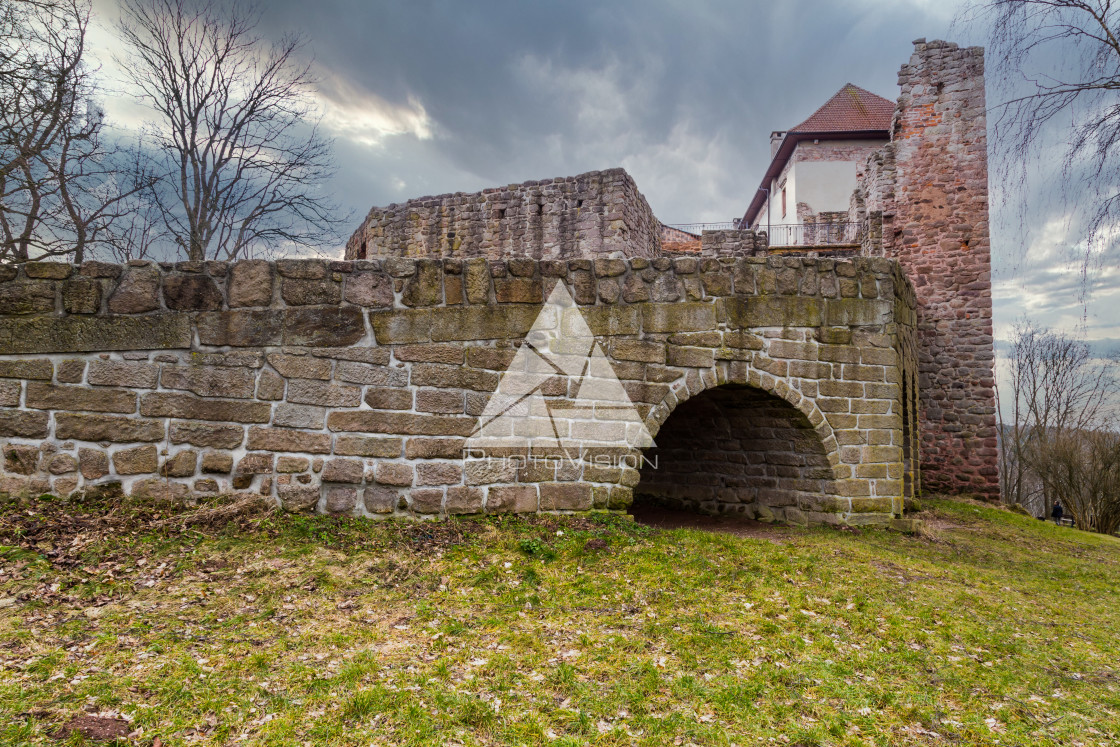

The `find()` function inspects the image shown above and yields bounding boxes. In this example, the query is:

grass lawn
[1,494,1119,746]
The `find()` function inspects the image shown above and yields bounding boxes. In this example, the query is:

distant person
[1051,501,1064,525]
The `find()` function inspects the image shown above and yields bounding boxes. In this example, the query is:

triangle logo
[467,282,655,454]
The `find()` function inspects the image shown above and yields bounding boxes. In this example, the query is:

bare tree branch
[116,0,345,261]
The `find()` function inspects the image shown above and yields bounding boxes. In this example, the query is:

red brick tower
[888,39,999,498]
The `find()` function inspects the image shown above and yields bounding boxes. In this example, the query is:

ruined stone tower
[856,40,998,499]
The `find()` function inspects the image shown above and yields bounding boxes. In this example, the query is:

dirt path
[629,503,793,542]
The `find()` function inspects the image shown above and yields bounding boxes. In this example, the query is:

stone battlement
[346,168,663,261]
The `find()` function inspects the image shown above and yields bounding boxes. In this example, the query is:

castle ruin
[0,40,996,525]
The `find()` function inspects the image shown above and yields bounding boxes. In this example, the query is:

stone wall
[698,230,767,257]
[345,168,662,261]
[850,40,998,499]
[0,255,917,526]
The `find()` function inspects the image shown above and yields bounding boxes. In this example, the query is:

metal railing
[767,222,861,247]
[662,221,742,235]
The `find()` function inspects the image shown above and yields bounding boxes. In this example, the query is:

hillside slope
[1,496,1118,745]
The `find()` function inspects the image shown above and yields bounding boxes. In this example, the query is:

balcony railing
[767,222,861,247]
[662,221,742,235]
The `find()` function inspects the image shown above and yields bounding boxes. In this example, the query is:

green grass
[1,496,1119,745]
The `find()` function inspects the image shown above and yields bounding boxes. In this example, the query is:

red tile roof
[790,84,895,133]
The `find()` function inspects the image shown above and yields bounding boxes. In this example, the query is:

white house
[743,84,893,246]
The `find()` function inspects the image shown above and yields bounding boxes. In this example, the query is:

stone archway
[633,366,842,525]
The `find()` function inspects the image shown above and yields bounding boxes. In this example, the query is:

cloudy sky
[85,0,1117,348]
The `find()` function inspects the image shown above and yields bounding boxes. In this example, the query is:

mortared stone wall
[0,255,917,527]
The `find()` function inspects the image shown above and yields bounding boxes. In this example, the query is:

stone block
[0,409,48,443]
[0,313,191,354]
[0,381,19,406]
[197,310,283,347]
[163,274,223,311]
[666,346,714,368]
[63,277,102,314]
[160,450,198,477]
[410,363,498,391]
[446,486,484,514]
[322,458,364,483]
[3,444,38,475]
[246,426,332,454]
[272,403,326,429]
[464,259,490,303]
[24,261,71,279]
[641,303,716,333]
[363,486,397,514]
[287,379,361,408]
[364,387,413,410]
[416,389,464,413]
[283,307,365,347]
[236,453,273,475]
[170,421,244,449]
[114,445,158,475]
[276,259,328,279]
[276,455,309,473]
[257,370,285,400]
[494,277,542,303]
[141,393,271,423]
[393,343,465,364]
[328,411,476,436]
[282,278,341,305]
[325,486,358,514]
[416,462,462,485]
[401,260,443,307]
[26,383,136,413]
[335,361,408,387]
[375,462,413,486]
[0,280,56,314]
[266,353,332,380]
[279,485,320,511]
[160,365,256,398]
[0,359,52,380]
[430,306,546,342]
[410,488,444,514]
[466,346,517,370]
[487,485,537,513]
[107,266,160,313]
[78,448,109,479]
[201,451,234,474]
[334,436,402,458]
[228,260,274,307]
[56,360,85,383]
[130,478,189,503]
[343,272,393,307]
[539,482,593,511]
[88,360,158,388]
[56,413,163,442]
[611,339,666,363]
[46,453,76,475]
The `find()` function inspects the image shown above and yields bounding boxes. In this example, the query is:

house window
[781,187,787,218]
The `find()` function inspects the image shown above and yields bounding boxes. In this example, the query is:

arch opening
[633,384,834,522]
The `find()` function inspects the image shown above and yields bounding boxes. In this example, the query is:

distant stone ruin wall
[345,168,662,261]
[850,39,998,499]
[659,224,700,254]
[0,256,917,527]
[699,230,767,257]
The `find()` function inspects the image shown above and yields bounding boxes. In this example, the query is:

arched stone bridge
[0,255,917,527]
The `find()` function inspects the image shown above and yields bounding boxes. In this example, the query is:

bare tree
[963,1,1120,280]
[116,0,343,262]
[999,320,1120,529]
[0,0,155,263]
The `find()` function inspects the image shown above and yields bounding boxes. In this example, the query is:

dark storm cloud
[91,0,1113,341]
[249,0,961,222]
